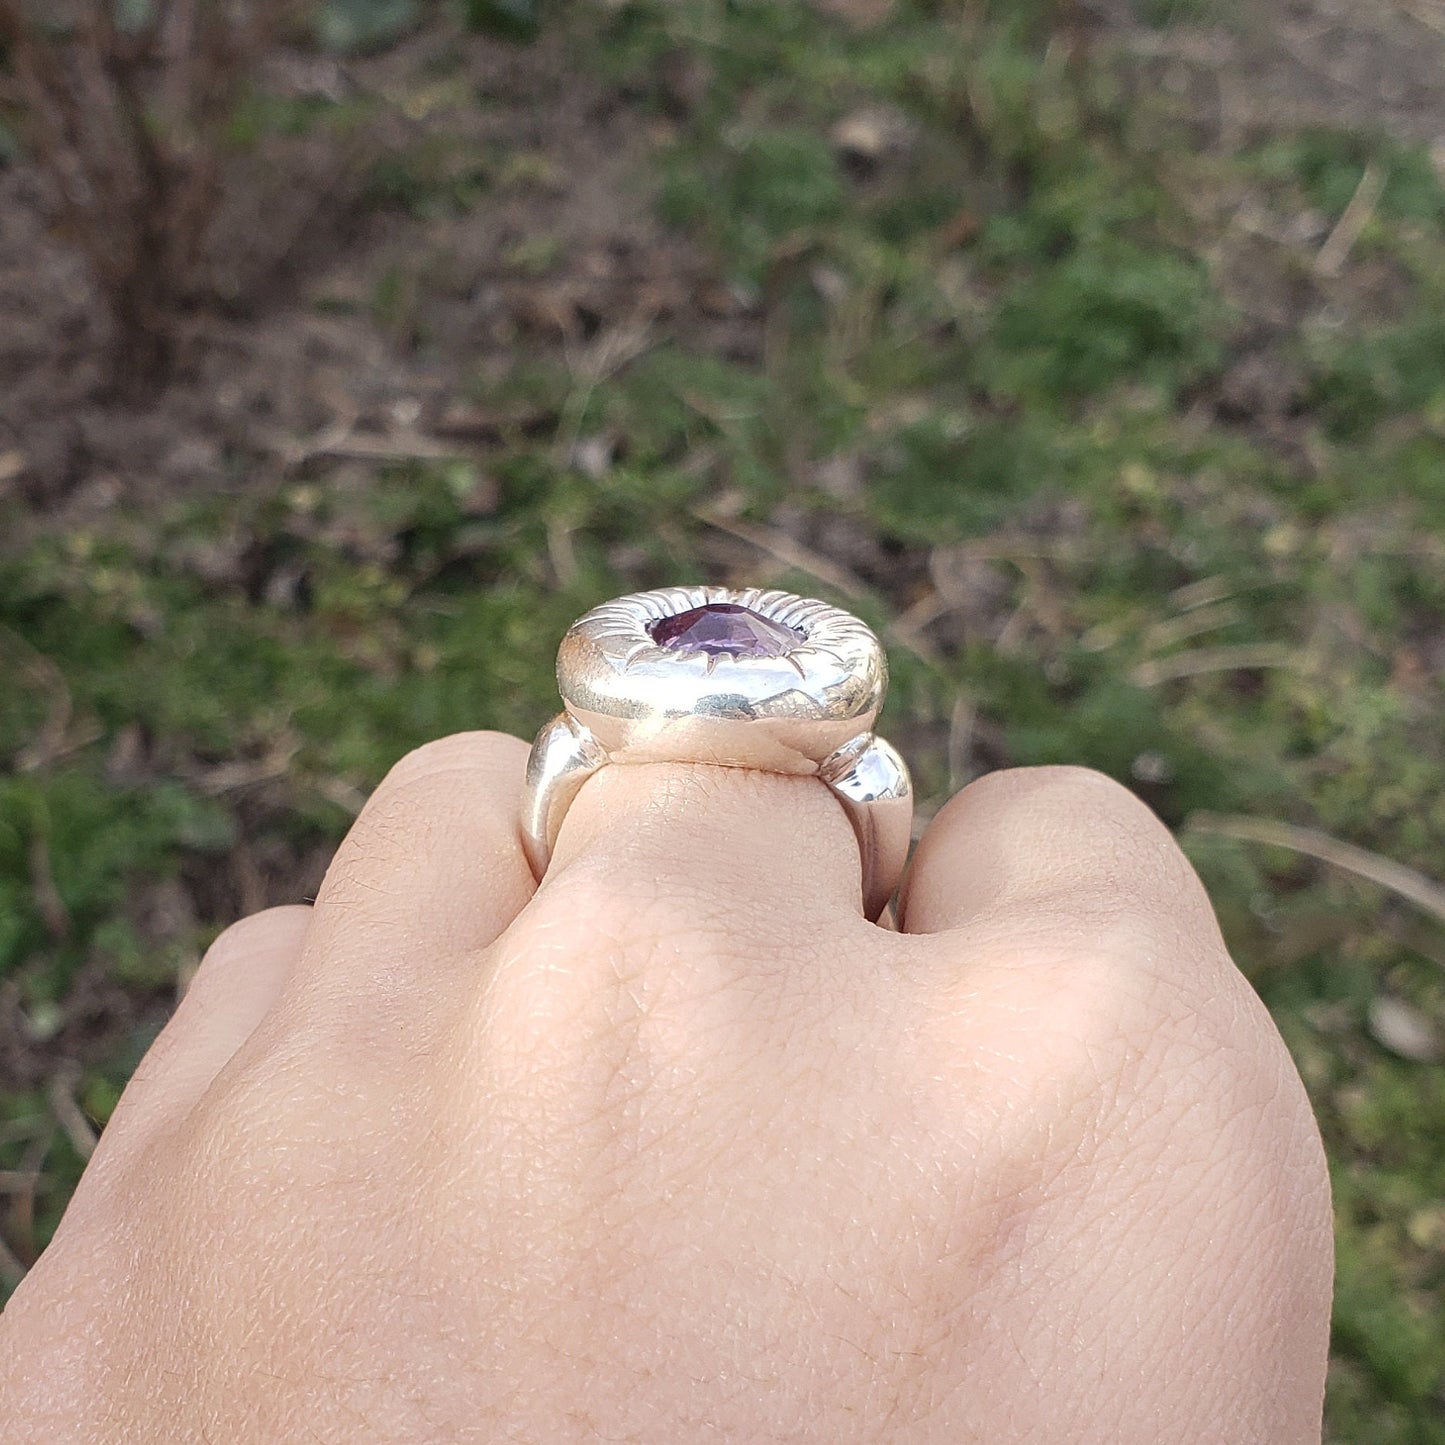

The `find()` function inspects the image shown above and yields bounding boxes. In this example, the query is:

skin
[0,735,1334,1442]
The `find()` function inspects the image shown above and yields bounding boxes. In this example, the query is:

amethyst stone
[649,602,801,658]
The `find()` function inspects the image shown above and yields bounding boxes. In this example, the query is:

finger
[545,759,870,937]
[88,905,311,1169]
[896,767,1333,1440]
[299,731,535,988]
[897,765,1223,958]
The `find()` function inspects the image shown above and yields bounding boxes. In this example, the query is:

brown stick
[0,0,303,392]
[1187,812,1445,926]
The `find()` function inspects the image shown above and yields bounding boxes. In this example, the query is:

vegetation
[1,1,1442,1438]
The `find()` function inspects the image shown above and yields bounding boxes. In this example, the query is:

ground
[1,1,1443,1438]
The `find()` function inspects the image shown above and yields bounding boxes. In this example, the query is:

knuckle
[314,732,528,910]
[923,931,1259,1141]
[970,764,1158,833]
[1029,943,1310,1161]
[490,866,698,1022]
[201,905,311,968]
[973,764,1210,925]
[379,730,526,793]
[169,1036,383,1201]
[476,861,790,1088]
[316,794,419,907]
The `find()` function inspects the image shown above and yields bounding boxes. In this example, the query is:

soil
[0,21,736,529]
[1089,0,1445,144]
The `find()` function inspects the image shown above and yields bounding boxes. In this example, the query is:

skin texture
[0,736,1334,1442]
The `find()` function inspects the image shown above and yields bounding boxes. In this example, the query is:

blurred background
[0,0,1442,1435]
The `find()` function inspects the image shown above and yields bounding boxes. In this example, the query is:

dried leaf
[1368,995,1443,1063]
[830,105,913,166]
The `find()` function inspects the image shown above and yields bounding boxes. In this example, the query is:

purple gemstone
[649,602,801,658]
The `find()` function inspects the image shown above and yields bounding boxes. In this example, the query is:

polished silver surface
[521,586,913,920]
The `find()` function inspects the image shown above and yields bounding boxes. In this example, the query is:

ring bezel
[556,586,887,768]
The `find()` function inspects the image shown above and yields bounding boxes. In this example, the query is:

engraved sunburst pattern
[574,586,876,677]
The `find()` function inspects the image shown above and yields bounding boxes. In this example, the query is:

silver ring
[520,585,913,920]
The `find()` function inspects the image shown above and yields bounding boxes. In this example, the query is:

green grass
[3,1,1444,1436]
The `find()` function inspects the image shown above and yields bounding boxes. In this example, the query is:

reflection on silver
[520,586,913,920]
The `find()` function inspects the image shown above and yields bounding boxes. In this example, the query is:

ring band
[520,586,913,919]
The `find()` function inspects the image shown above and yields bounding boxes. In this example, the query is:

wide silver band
[520,585,913,920]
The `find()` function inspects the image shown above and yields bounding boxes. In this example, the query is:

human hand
[0,736,1333,1442]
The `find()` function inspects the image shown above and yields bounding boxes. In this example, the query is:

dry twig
[0,1230,26,1290]
[0,0,303,392]
[1144,600,1245,651]
[692,506,944,666]
[1316,162,1385,277]
[1130,641,1295,686]
[947,692,977,794]
[1167,575,1235,612]
[1399,0,1445,39]
[28,830,71,942]
[1187,813,1445,927]
[3,1122,54,1269]
[48,1066,97,1162]
[693,506,870,602]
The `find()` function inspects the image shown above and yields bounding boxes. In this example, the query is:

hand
[0,736,1333,1442]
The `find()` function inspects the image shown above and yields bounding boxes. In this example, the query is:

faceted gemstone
[649,602,801,658]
